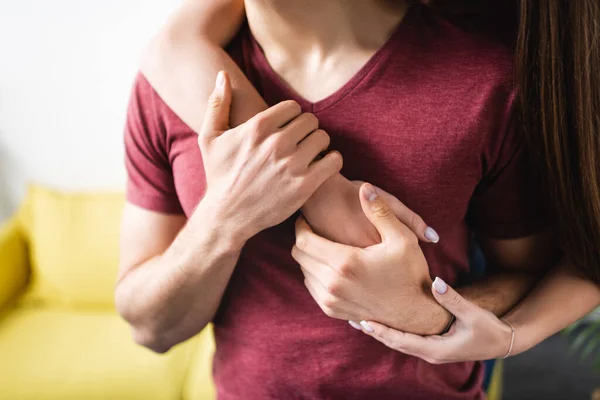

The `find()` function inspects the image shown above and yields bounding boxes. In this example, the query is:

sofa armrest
[0,216,30,310]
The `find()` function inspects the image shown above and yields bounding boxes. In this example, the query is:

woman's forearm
[505,260,600,354]
[142,1,266,133]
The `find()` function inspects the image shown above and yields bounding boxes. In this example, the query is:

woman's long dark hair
[517,1,600,283]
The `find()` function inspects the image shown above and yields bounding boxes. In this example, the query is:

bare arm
[116,72,341,353]
[363,249,600,362]
[505,261,600,354]
[142,0,264,132]
[456,231,559,318]
[116,202,242,353]
[139,0,555,335]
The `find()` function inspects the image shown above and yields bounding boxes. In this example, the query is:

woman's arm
[141,0,386,248]
[362,260,600,362]
[505,261,600,354]
[141,0,262,132]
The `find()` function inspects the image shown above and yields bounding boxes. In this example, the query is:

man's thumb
[359,183,410,242]
[201,71,232,142]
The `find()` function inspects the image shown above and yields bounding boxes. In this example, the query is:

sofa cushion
[23,185,124,308]
[183,325,217,400]
[0,307,196,400]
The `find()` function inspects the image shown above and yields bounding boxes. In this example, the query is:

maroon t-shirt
[125,6,544,400]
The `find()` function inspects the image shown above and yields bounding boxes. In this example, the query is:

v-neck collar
[245,5,419,113]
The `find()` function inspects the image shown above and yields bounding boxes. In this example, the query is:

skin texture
[116,0,597,358]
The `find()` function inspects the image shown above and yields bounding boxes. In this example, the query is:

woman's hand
[293,183,450,336]
[362,277,515,364]
[302,177,439,248]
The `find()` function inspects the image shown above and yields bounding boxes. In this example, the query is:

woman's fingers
[370,183,439,243]
[365,321,447,362]
[431,277,476,323]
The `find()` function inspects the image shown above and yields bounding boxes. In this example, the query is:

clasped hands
[295,181,452,336]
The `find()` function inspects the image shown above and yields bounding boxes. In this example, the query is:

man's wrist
[423,294,454,335]
[190,193,250,253]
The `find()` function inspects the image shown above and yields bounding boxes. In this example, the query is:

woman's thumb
[359,183,411,242]
[431,277,473,320]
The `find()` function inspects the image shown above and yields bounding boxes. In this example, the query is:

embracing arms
[116,74,341,353]
[138,0,556,335]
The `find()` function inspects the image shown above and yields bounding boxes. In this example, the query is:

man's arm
[116,73,341,353]
[116,202,243,354]
[408,234,555,335]
[456,230,558,318]
[362,259,600,363]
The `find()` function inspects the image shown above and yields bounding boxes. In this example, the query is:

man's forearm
[458,270,542,318]
[406,270,542,336]
[115,200,244,353]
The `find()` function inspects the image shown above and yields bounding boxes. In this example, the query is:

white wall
[0,0,179,221]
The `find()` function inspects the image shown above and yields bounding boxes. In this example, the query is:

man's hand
[200,71,343,245]
[292,183,451,335]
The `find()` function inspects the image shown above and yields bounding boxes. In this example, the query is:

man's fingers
[281,112,320,144]
[292,245,333,279]
[376,187,439,243]
[431,277,475,321]
[359,183,412,242]
[254,100,302,131]
[296,129,330,165]
[305,151,343,191]
[200,71,232,144]
[294,216,352,266]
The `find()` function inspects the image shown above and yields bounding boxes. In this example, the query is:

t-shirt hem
[126,191,184,215]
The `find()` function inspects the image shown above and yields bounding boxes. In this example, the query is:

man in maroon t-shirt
[116,1,554,399]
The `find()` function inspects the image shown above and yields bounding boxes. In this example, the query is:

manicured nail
[216,71,225,88]
[363,184,378,202]
[424,227,440,243]
[360,320,374,333]
[433,277,447,294]
[348,321,362,331]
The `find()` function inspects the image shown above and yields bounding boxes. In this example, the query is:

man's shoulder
[126,71,181,136]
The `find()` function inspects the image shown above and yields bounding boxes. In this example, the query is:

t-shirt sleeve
[468,93,547,239]
[124,73,184,214]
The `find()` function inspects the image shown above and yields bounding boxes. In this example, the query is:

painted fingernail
[216,71,225,88]
[363,184,378,201]
[348,321,362,331]
[433,277,448,294]
[360,320,374,333]
[424,227,440,243]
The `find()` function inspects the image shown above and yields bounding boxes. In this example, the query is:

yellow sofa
[0,186,215,400]
[0,185,502,400]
